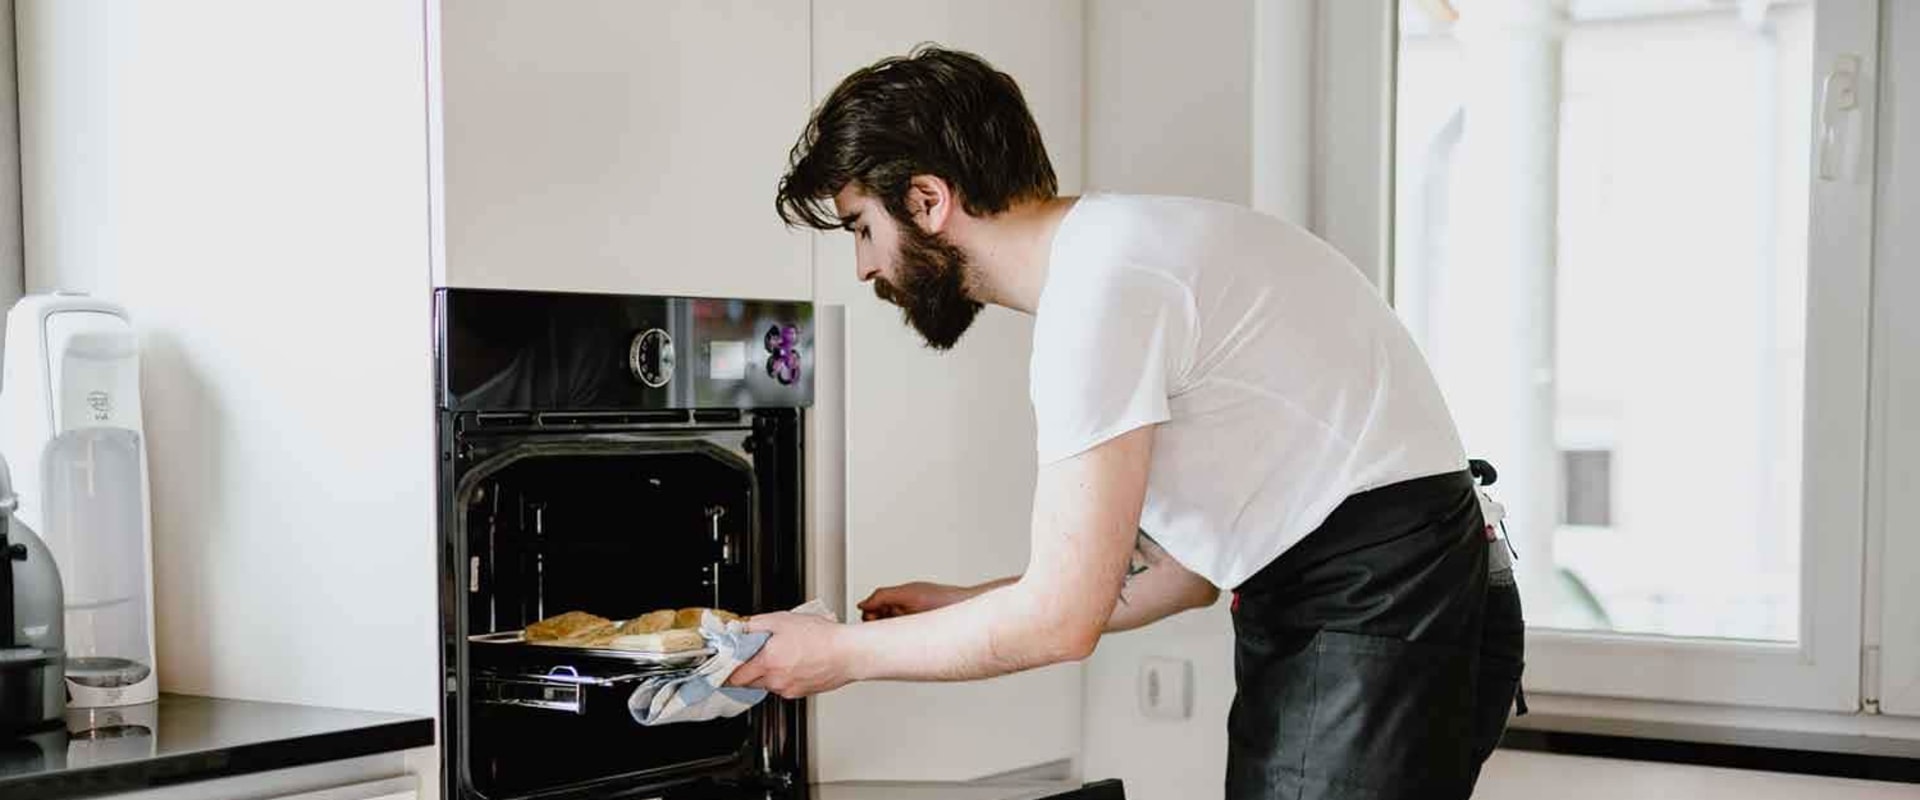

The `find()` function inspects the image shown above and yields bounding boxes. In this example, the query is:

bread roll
[609,628,706,653]
[672,607,743,629]
[571,625,621,647]
[524,611,613,642]
[618,610,676,635]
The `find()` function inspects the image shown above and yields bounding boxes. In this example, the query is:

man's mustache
[873,279,902,306]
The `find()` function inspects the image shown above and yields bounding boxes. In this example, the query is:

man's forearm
[840,428,1159,683]
[841,577,1089,682]
[963,567,1210,633]
[1105,531,1220,631]
[967,575,1020,597]
[1103,564,1218,631]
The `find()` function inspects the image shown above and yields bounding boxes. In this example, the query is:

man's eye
[857,228,871,241]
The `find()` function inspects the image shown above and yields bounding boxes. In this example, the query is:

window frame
[1870,0,1920,718]
[1319,0,1881,712]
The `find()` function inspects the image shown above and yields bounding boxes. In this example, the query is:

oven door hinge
[753,770,795,792]
[1863,644,1882,714]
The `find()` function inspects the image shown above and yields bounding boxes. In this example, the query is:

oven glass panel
[457,443,759,797]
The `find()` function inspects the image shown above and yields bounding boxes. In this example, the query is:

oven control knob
[765,349,800,385]
[629,328,675,388]
[765,323,801,354]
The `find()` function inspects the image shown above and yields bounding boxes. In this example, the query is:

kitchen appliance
[436,288,1123,800]
[437,288,812,800]
[0,293,160,710]
[0,451,65,736]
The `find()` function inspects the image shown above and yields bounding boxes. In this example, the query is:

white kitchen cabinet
[21,0,1097,791]
[70,756,419,800]
[433,0,813,300]
[268,778,417,800]
[805,0,1088,784]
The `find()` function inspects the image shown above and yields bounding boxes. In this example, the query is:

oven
[434,288,812,800]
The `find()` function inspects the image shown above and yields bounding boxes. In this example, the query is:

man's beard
[873,223,983,351]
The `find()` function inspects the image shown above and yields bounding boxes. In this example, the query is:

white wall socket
[1137,656,1194,721]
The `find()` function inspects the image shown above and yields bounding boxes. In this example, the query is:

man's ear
[905,175,955,234]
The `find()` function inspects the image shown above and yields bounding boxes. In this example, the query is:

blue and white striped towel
[627,599,836,726]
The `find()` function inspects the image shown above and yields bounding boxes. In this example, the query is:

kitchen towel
[627,598,836,726]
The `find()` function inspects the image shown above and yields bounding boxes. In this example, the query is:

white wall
[1079,603,1236,798]
[1077,1,1253,796]
[15,0,439,715]
[806,0,1089,783]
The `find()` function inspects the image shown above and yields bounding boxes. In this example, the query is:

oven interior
[452,428,781,798]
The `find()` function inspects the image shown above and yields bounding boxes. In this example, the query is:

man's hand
[857,581,977,620]
[723,612,855,699]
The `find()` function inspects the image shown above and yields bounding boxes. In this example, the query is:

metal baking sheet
[467,631,715,668]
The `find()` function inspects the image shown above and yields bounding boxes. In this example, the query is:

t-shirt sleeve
[1030,264,1195,465]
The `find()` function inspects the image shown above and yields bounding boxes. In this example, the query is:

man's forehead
[832,185,874,219]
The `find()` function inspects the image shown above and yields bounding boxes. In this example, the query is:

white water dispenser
[0,293,158,708]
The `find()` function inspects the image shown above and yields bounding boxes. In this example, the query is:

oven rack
[468,632,718,715]
[468,630,717,666]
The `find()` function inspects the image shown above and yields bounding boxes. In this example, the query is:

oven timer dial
[629,328,675,388]
[763,324,801,385]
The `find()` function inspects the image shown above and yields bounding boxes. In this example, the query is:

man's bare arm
[1104,530,1221,631]
[937,533,1217,633]
[835,426,1155,681]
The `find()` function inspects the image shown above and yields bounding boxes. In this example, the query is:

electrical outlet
[1138,656,1193,721]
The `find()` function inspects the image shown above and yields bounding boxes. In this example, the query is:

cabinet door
[434,1,812,299]
[80,770,416,800]
[263,775,416,800]
[805,0,1087,784]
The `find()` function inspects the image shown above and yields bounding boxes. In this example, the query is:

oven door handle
[537,665,659,687]
[475,666,675,715]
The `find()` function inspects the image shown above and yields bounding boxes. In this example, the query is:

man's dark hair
[776,44,1058,231]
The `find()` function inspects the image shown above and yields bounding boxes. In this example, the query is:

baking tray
[467,631,715,668]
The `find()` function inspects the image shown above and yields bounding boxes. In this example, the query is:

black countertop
[0,693,434,800]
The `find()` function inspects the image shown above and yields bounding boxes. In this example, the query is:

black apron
[1225,469,1526,799]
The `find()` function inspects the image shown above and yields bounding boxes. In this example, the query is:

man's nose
[856,262,879,283]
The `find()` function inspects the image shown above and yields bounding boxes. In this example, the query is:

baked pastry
[673,607,742,629]
[609,628,706,653]
[525,611,613,643]
[618,609,676,635]
[571,625,621,647]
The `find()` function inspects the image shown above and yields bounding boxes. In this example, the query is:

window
[1367,0,1880,710]
[1560,449,1611,528]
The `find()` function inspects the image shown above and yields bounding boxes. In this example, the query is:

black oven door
[440,413,805,800]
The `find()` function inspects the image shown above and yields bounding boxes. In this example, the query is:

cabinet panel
[805,0,1087,783]
[437,0,812,299]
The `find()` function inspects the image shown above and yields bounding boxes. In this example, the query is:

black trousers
[1226,470,1526,799]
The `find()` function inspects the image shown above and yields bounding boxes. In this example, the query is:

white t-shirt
[1030,194,1467,589]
